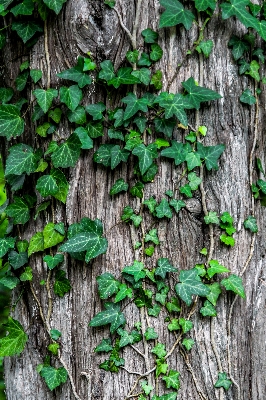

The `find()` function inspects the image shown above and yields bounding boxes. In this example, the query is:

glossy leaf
[89,302,126,334]
[60,85,83,111]
[175,269,210,305]
[207,259,230,278]
[0,105,24,140]
[0,237,15,258]
[12,21,43,43]
[40,366,68,390]
[182,77,222,109]
[132,143,158,175]
[0,317,28,356]
[51,133,81,168]
[221,274,245,298]
[43,0,67,14]
[33,88,58,114]
[54,270,71,297]
[155,258,177,278]
[110,178,128,195]
[159,0,195,29]
[96,273,120,299]
[43,254,64,270]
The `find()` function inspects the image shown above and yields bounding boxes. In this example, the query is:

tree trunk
[1,0,266,399]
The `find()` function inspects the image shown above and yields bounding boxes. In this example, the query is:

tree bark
[1,1,266,399]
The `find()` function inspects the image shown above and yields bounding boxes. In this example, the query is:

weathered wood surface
[1,0,266,399]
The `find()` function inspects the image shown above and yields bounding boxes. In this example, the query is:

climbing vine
[0,0,265,399]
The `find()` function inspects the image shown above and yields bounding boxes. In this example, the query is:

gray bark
[2,0,266,399]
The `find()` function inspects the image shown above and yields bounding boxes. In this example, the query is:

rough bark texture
[1,0,266,399]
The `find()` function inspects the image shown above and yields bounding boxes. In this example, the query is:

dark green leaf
[159,0,195,29]
[96,272,120,299]
[122,93,150,120]
[36,175,58,197]
[74,127,93,150]
[12,21,43,43]
[194,0,216,10]
[214,372,232,390]
[143,197,157,213]
[50,169,69,204]
[137,52,151,67]
[30,69,42,83]
[131,68,151,85]
[155,92,190,126]
[179,318,193,333]
[43,254,64,270]
[8,250,28,269]
[67,106,86,124]
[240,89,256,105]
[130,181,144,198]
[151,70,163,90]
[5,196,31,224]
[155,258,177,278]
[33,88,58,114]
[0,275,19,289]
[40,366,68,390]
[207,259,230,278]
[175,269,210,305]
[89,302,126,334]
[0,105,24,140]
[182,77,222,110]
[122,261,146,282]
[221,0,259,32]
[94,338,113,353]
[15,71,29,91]
[51,133,81,168]
[162,369,180,390]
[43,0,67,14]
[98,60,115,82]
[155,198,172,218]
[196,40,213,57]
[109,67,139,88]
[126,50,139,64]
[60,85,83,111]
[86,102,106,120]
[145,229,160,245]
[141,28,158,43]
[154,117,176,137]
[50,329,61,340]
[206,283,221,306]
[114,284,133,303]
[150,44,163,61]
[57,57,92,88]
[228,35,249,60]
[0,317,28,356]
[221,274,245,298]
[110,178,128,195]
[200,300,217,317]
[54,270,71,297]
[161,141,190,165]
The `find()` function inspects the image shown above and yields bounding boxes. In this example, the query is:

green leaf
[126,50,139,64]
[15,71,29,91]
[228,35,249,60]
[182,77,222,109]
[30,69,42,83]
[132,143,158,175]
[89,302,126,334]
[204,211,219,224]
[0,317,28,356]
[143,197,157,213]
[8,250,28,269]
[244,215,258,233]
[155,92,190,126]
[118,328,142,348]
[109,67,139,88]
[60,218,108,263]
[131,68,151,85]
[159,0,195,29]
[151,342,167,358]
[141,28,158,43]
[196,40,213,57]
[5,144,41,176]
[155,258,177,278]
[155,198,172,218]
[94,338,113,353]
[122,261,146,282]
[87,121,104,138]
[214,372,232,390]
[74,127,93,150]
[43,254,64,270]
[148,303,161,317]
[240,89,256,105]
[40,366,68,390]
[221,274,245,298]
[98,60,115,82]
[0,105,24,140]
[33,88,58,114]
[162,369,180,390]
[221,0,259,32]
[142,163,158,182]
[110,178,128,195]
[0,275,20,289]
[51,133,81,168]
[67,106,86,124]
[150,44,163,61]
[167,318,180,331]
[151,70,163,90]
[180,184,192,198]
[86,102,106,120]
[122,93,150,120]
[182,338,195,350]
[245,60,260,81]
[50,329,61,340]
[43,222,64,249]
[137,52,151,67]
[36,175,58,198]
[48,343,59,355]
[54,270,71,297]
[144,327,158,340]
[20,266,33,281]
[166,297,181,313]
[188,172,202,190]
[0,237,15,258]
[108,128,124,141]
[57,57,92,88]
[152,393,177,400]
[154,117,176,137]
[12,21,43,43]
[169,199,186,213]
[130,181,144,198]
[28,232,44,256]
[155,359,168,378]
[96,273,120,299]
[43,0,67,14]
[220,234,235,246]
[145,246,155,256]
[5,196,31,224]
[0,87,14,104]
[161,141,189,165]
[194,0,216,10]
[60,85,83,111]
[145,229,160,245]
[206,282,221,306]
[110,145,130,170]
[11,0,34,16]
[50,169,69,204]
[48,107,62,123]
[16,241,29,254]
[179,318,193,333]
[141,380,153,395]
[175,269,210,305]
[200,300,217,317]
[114,284,133,303]
[207,259,230,278]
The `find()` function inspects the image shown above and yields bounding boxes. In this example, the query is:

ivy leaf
[144,327,158,340]
[200,300,217,317]
[87,121,104,138]
[155,198,172,218]
[179,318,193,333]
[74,127,93,150]
[57,57,92,88]
[36,175,59,197]
[141,28,158,43]
[118,328,142,348]
[10,0,35,16]
[30,69,42,83]
[145,229,160,245]
[0,237,16,258]
[67,106,86,125]
[161,141,189,165]
[28,232,44,256]
[0,317,28,356]
[228,35,249,60]
[169,199,186,213]
[182,338,195,350]
[98,60,115,82]
[0,275,19,289]
[151,342,167,358]
[33,89,58,114]
[40,366,68,390]
[15,71,29,91]
[244,215,258,233]
[207,260,230,278]
[94,338,113,353]
[5,144,40,175]
[175,269,210,306]
[122,261,146,282]
[54,270,71,297]
[20,266,33,281]
[8,250,28,269]
[86,102,106,120]
[109,67,139,88]
[220,234,235,246]
[214,372,232,390]
[0,105,24,140]
[43,254,64,270]
[204,211,219,224]
[110,145,130,170]
[114,283,133,303]
[143,197,157,213]
[167,318,180,331]
[240,89,256,105]
[154,117,176,137]
[182,77,222,110]
[196,40,214,57]
[194,0,216,11]
[155,258,177,279]
[89,302,126,334]
[50,329,61,341]
[155,93,190,126]
[0,87,14,104]
[137,52,151,67]
[155,359,169,378]
[60,218,108,263]
[51,133,81,168]
[43,0,67,14]
[162,369,180,390]
[132,143,158,175]
[206,282,221,306]
[130,181,144,198]
[121,93,150,120]
[110,178,128,195]
[245,60,260,82]
[11,21,43,43]
[159,0,195,30]
[150,44,163,61]
[141,380,153,395]
[221,274,245,298]
[43,222,64,249]
[108,128,124,141]
[151,70,163,90]
[188,172,202,190]
[221,0,259,31]
[50,169,69,204]
[131,68,151,85]
[5,196,31,224]
[185,152,201,170]
[96,273,120,299]
[60,85,83,111]
[166,297,181,313]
